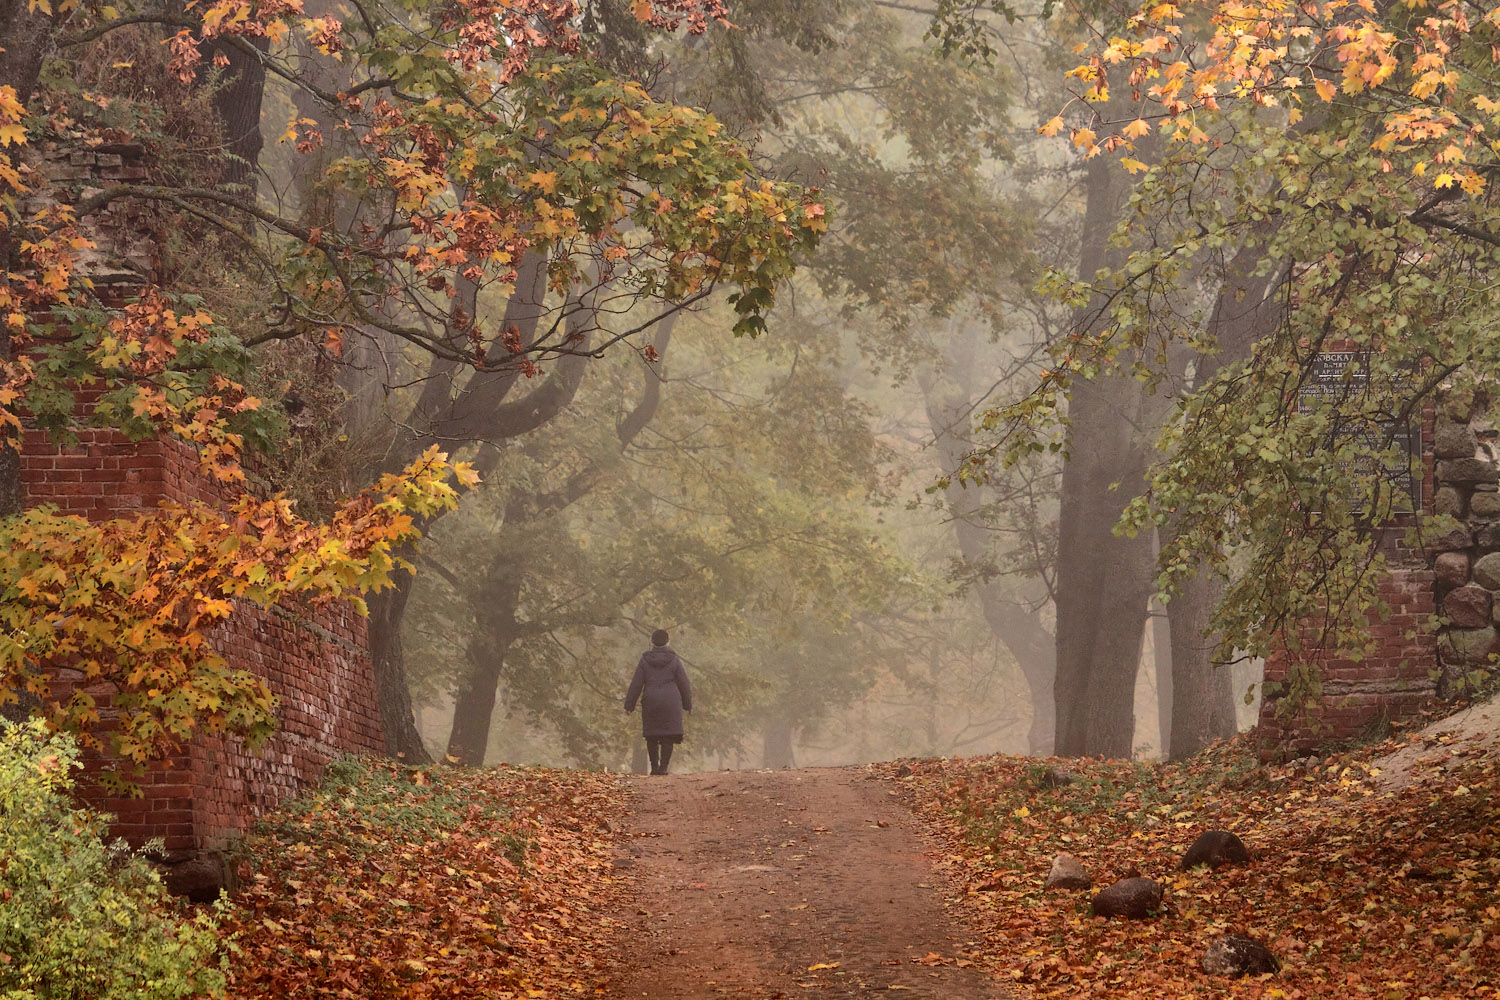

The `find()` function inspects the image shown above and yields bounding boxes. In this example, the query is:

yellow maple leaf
[1314,78,1336,101]
[529,170,557,194]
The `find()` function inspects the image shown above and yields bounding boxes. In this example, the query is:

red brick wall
[22,426,384,852]
[1255,398,1441,752]
[1257,555,1438,752]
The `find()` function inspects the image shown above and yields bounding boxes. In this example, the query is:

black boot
[646,739,663,775]
[657,740,674,775]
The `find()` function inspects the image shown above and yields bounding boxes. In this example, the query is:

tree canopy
[0,0,826,773]
[961,0,1500,705]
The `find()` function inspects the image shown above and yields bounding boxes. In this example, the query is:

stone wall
[22,424,385,852]
[1426,397,1500,697]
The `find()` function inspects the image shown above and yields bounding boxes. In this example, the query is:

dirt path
[604,767,1010,999]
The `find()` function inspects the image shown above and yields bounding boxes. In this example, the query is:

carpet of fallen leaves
[882,731,1500,1000]
[220,757,626,999]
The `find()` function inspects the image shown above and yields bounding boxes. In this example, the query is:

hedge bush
[0,719,226,999]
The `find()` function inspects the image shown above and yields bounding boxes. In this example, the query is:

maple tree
[353,0,1034,768]
[0,0,826,767]
[926,0,1500,738]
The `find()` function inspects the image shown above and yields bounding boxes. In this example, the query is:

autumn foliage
[221,757,627,999]
[885,732,1500,999]
[0,0,825,772]
[0,450,476,777]
[1047,0,1498,195]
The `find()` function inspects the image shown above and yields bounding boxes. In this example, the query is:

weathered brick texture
[16,141,383,852]
[1256,396,1441,751]
[1257,558,1438,752]
[23,428,383,852]
[1253,390,1500,752]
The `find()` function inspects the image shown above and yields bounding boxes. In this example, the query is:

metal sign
[1296,352,1422,514]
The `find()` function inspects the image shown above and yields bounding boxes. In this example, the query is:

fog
[247,0,1272,771]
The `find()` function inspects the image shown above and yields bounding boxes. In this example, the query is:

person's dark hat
[651,629,669,647]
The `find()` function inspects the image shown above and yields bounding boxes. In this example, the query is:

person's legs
[657,740,674,775]
[645,738,662,774]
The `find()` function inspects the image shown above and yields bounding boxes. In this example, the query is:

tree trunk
[1164,549,1235,759]
[762,716,796,768]
[208,36,268,191]
[1151,594,1173,755]
[919,361,1057,754]
[367,576,433,763]
[1052,147,1163,758]
[1160,245,1287,759]
[446,642,506,766]
[445,561,524,766]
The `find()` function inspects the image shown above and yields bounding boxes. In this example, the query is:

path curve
[604,766,1010,999]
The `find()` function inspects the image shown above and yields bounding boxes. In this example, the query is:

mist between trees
[5,0,1475,773]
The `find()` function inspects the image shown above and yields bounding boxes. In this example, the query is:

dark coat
[624,646,692,738]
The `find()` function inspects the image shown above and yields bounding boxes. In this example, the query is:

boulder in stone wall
[1473,552,1500,590]
[1180,830,1252,870]
[1435,486,1468,519]
[1090,877,1163,919]
[1444,585,1493,628]
[1426,525,1475,554]
[1044,853,1092,891]
[1472,491,1500,520]
[1434,422,1479,460]
[1435,552,1471,590]
[1437,458,1500,485]
[1202,934,1280,978]
[1439,626,1500,666]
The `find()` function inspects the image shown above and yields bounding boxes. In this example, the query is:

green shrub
[0,719,225,1000]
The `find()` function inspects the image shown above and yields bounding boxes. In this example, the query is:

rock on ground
[1044,853,1091,891]
[1202,934,1279,978]
[1180,830,1251,870]
[1090,877,1163,919]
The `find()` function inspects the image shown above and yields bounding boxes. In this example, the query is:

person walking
[624,629,692,775]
